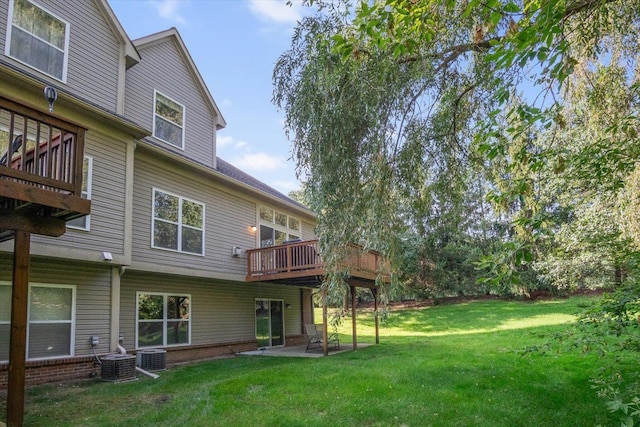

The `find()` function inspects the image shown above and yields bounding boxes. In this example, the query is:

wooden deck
[0,96,90,241]
[246,240,388,287]
[1,94,93,426]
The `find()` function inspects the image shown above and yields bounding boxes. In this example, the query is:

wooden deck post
[351,285,357,350]
[322,288,328,356]
[373,287,380,344]
[7,230,31,427]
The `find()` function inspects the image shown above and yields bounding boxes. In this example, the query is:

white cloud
[149,0,188,25]
[230,152,286,172]
[217,135,233,147]
[216,132,299,192]
[217,135,247,149]
[247,0,303,24]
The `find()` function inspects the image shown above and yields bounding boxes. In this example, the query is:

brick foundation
[0,356,100,390]
[163,340,258,366]
[0,337,309,390]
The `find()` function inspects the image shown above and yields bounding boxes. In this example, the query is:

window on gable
[0,282,76,362]
[259,206,301,248]
[153,91,185,149]
[137,292,190,348]
[67,156,92,230]
[6,0,70,81]
[152,189,204,255]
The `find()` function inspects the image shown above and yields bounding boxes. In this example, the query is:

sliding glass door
[255,299,284,347]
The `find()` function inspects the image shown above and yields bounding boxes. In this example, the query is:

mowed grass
[2,295,626,426]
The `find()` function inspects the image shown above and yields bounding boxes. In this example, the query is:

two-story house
[0,0,385,390]
[0,0,321,387]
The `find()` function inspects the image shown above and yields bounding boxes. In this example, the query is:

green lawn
[2,295,628,426]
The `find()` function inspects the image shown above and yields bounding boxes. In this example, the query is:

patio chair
[305,323,339,353]
[305,324,321,352]
[0,135,23,166]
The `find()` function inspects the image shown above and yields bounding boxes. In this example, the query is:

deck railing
[247,240,324,277]
[0,96,85,197]
[246,240,388,283]
[339,243,387,281]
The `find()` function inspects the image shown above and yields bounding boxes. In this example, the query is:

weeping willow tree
[273,0,640,303]
[273,1,492,303]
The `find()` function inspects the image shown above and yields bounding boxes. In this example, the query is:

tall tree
[274,0,640,302]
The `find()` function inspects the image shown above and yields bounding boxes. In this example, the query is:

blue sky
[108,0,310,195]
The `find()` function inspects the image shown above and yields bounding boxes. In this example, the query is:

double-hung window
[67,156,92,230]
[259,206,301,248]
[152,189,204,255]
[5,0,70,81]
[0,285,9,361]
[0,283,76,361]
[153,91,185,149]
[136,292,190,348]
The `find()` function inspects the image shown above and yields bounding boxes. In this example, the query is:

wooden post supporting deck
[322,288,328,356]
[373,287,380,344]
[351,285,357,350]
[7,230,31,427]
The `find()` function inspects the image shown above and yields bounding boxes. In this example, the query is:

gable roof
[133,28,227,130]
[216,157,310,212]
[96,0,141,68]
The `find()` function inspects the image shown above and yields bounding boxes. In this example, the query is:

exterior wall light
[250,225,257,232]
[44,86,58,113]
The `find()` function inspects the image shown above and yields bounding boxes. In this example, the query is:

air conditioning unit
[100,354,136,382]
[136,348,167,371]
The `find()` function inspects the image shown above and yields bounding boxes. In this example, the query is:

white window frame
[136,291,191,349]
[151,188,205,256]
[152,90,186,150]
[0,282,76,362]
[67,155,92,231]
[258,206,301,247]
[5,0,70,82]
[0,284,10,362]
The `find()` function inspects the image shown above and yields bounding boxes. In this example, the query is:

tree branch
[564,0,619,20]
[396,0,620,70]
[399,37,501,68]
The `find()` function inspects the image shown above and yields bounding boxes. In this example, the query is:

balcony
[246,240,389,287]
[0,96,90,241]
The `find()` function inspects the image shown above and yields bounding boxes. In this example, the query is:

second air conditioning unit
[136,348,167,371]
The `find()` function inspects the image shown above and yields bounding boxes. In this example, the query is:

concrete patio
[240,343,372,358]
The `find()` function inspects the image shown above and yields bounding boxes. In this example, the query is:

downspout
[109,140,135,353]
[123,140,136,264]
[109,266,122,353]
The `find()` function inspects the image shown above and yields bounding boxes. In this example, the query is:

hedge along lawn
[1,295,623,426]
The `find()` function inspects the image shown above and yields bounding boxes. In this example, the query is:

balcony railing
[0,96,85,194]
[0,96,90,237]
[246,240,388,286]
